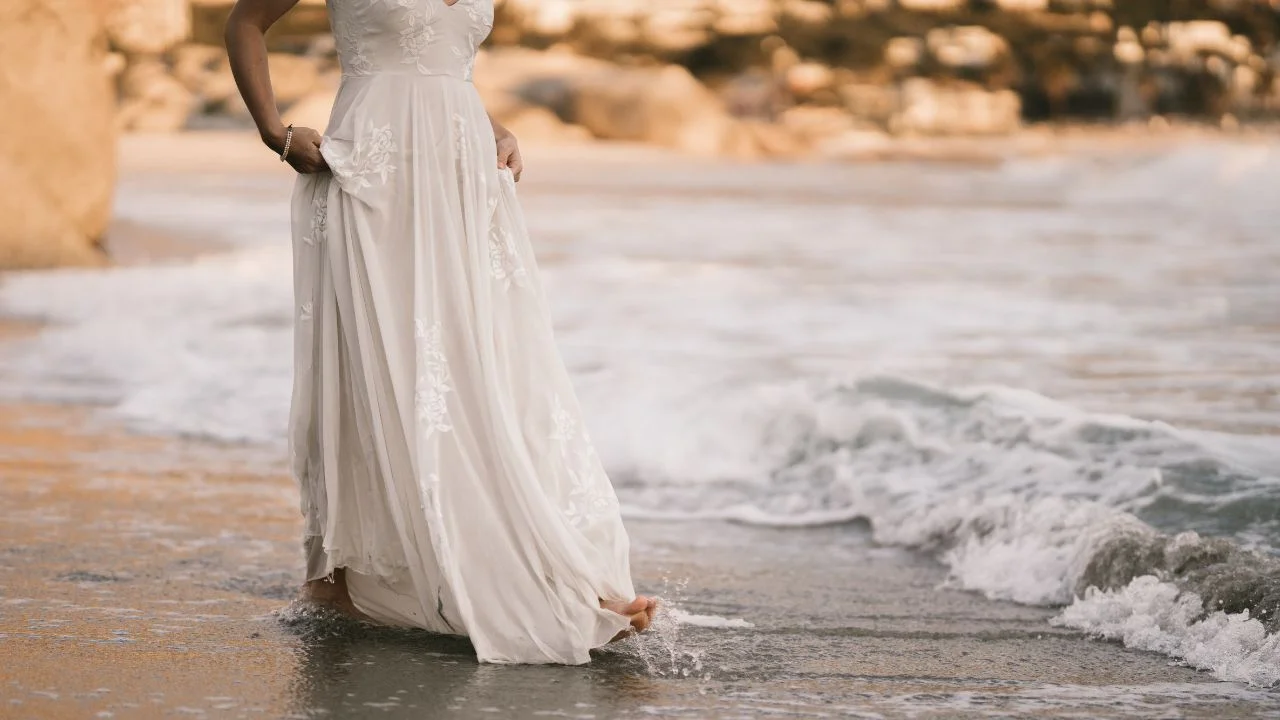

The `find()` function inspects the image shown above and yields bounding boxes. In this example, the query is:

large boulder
[477,48,753,156]
[892,78,1021,135]
[105,0,189,56]
[117,55,196,132]
[0,0,117,269]
[569,64,739,155]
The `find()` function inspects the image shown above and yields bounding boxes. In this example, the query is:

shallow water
[1,136,1279,690]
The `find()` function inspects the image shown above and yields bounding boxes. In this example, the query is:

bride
[225,0,656,664]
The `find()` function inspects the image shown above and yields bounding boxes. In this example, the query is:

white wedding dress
[287,0,636,664]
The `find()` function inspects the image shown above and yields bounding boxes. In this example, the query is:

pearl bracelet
[280,125,294,162]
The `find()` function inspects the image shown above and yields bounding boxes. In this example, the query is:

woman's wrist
[261,123,288,153]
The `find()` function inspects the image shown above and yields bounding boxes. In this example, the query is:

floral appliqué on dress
[414,319,454,435]
[397,0,439,73]
[453,0,493,80]
[334,14,375,76]
[488,224,527,289]
[303,195,327,247]
[325,122,398,191]
[549,394,614,527]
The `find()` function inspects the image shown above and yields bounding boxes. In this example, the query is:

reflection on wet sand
[2,405,1276,718]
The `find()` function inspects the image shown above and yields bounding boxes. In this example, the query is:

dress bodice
[328,0,494,81]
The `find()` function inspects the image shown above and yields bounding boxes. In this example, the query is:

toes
[629,610,650,633]
[632,596,659,622]
[601,596,658,634]
[602,597,647,616]
[644,596,660,619]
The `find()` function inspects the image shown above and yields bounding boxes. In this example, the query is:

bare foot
[602,595,658,642]
[303,567,368,620]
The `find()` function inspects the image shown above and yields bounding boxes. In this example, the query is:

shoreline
[118,120,1280,174]
[2,131,1279,717]
[0,403,1274,718]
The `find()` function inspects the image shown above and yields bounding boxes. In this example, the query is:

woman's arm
[489,114,524,182]
[225,0,328,172]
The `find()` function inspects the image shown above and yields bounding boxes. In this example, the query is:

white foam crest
[1054,576,1280,687]
[603,376,1231,598]
[1,142,1278,687]
[883,494,1148,605]
[668,609,754,629]
[595,374,1280,684]
[0,247,295,441]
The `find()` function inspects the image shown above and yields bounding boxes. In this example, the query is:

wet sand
[1,404,1277,719]
[3,131,1280,718]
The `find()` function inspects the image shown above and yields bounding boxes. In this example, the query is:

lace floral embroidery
[399,6,438,73]
[549,394,614,527]
[488,224,527,289]
[334,17,375,76]
[452,113,478,199]
[452,113,469,159]
[326,122,398,191]
[303,196,327,247]
[415,320,453,435]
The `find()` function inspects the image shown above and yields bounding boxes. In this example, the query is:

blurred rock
[781,0,833,26]
[642,7,714,52]
[104,51,129,79]
[994,0,1049,10]
[770,44,802,75]
[503,105,594,144]
[517,0,577,36]
[1166,21,1238,61]
[926,26,1009,70]
[712,0,775,35]
[570,64,738,155]
[475,48,760,156]
[898,0,964,11]
[172,43,225,95]
[267,53,323,105]
[0,0,115,269]
[117,56,197,132]
[840,83,899,126]
[282,89,336,131]
[785,61,835,99]
[816,128,894,160]
[106,0,190,55]
[893,79,1021,135]
[721,68,786,120]
[1113,27,1144,65]
[739,119,805,156]
[783,104,858,137]
[885,37,925,70]
[170,0,1280,147]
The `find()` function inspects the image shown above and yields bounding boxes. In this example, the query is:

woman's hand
[494,127,523,182]
[267,126,329,174]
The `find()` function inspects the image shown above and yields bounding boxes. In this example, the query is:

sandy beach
[2,130,1279,718]
[2,403,1276,719]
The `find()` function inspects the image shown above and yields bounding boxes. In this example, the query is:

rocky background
[4,0,1280,269]
[1,0,119,270]
[120,0,1280,158]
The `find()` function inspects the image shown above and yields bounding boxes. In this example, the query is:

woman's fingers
[289,148,326,174]
[283,127,328,174]
[310,136,329,172]
[496,135,523,179]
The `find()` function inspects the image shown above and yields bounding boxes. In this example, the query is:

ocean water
[1,138,1279,686]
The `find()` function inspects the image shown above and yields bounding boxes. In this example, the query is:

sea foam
[2,145,1279,685]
